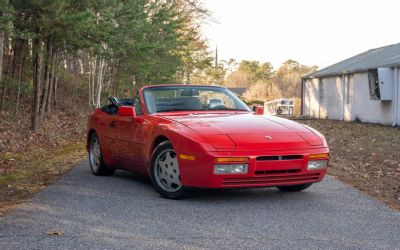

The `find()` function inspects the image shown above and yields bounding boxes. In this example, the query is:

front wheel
[277,183,312,192]
[88,133,115,176]
[150,141,187,199]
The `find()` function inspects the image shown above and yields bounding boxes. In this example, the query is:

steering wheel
[108,96,120,107]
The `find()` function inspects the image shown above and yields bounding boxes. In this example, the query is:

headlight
[214,164,248,174]
[307,160,328,170]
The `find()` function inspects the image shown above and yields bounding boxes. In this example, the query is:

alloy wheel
[154,149,181,192]
[89,137,101,173]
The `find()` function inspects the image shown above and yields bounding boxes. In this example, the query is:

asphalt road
[1,160,399,250]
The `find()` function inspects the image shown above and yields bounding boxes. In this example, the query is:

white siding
[351,72,393,124]
[303,79,310,116]
[326,76,344,120]
[303,78,320,118]
[319,78,328,118]
[303,68,400,124]
[343,74,354,121]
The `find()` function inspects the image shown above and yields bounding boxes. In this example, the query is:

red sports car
[86,84,329,199]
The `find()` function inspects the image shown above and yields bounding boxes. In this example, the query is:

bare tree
[0,0,9,110]
[39,41,52,120]
[14,40,26,115]
[45,51,57,113]
[32,27,42,131]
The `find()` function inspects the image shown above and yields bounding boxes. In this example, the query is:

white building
[301,43,400,125]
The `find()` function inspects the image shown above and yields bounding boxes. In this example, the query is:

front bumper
[178,148,329,188]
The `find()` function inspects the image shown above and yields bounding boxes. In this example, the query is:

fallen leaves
[0,103,89,217]
[45,230,64,236]
[296,119,400,210]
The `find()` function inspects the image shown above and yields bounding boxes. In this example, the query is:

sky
[201,0,400,69]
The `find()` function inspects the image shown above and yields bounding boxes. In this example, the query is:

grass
[0,171,28,185]
[0,142,87,216]
[295,118,400,210]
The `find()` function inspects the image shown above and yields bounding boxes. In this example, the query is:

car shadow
[111,169,153,186]
[186,187,319,203]
[110,169,319,203]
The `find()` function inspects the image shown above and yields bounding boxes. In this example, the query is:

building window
[368,69,380,100]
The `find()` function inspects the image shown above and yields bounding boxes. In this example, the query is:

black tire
[88,133,115,176]
[150,141,187,199]
[277,183,312,192]
[276,108,283,115]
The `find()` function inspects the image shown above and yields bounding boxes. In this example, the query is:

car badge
[265,136,272,140]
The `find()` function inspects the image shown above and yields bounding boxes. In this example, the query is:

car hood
[163,113,323,150]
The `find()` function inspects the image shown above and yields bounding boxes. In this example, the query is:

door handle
[109,121,115,128]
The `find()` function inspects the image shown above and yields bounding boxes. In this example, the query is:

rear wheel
[150,141,187,199]
[89,133,115,176]
[277,183,312,192]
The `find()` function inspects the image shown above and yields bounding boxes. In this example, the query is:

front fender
[144,122,215,175]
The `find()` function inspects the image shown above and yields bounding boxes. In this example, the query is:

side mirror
[118,106,136,117]
[253,105,264,115]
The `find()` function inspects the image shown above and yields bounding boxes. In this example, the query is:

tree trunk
[46,52,57,113]
[53,70,59,108]
[1,38,13,111]
[8,39,19,106]
[88,56,91,107]
[74,54,80,77]
[107,76,112,97]
[95,58,105,108]
[92,57,97,107]
[107,64,114,97]
[14,40,25,116]
[114,62,120,96]
[0,31,3,110]
[39,41,52,120]
[90,56,97,107]
[32,32,42,131]
[0,0,9,111]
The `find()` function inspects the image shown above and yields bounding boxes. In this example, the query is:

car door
[95,106,120,167]
[111,97,146,173]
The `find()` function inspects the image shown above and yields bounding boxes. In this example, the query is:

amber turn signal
[215,157,249,163]
[308,153,329,159]
[179,154,195,161]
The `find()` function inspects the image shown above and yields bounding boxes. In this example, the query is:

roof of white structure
[303,43,400,79]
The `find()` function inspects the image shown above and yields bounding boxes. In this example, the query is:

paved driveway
[0,161,399,249]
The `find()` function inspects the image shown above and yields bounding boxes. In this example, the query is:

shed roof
[304,43,400,79]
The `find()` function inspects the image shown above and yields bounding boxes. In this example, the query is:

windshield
[143,86,251,114]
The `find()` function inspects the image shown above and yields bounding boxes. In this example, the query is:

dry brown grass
[0,106,88,216]
[295,118,400,210]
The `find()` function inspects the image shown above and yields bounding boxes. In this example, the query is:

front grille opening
[255,169,301,175]
[223,173,321,186]
[256,155,303,161]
